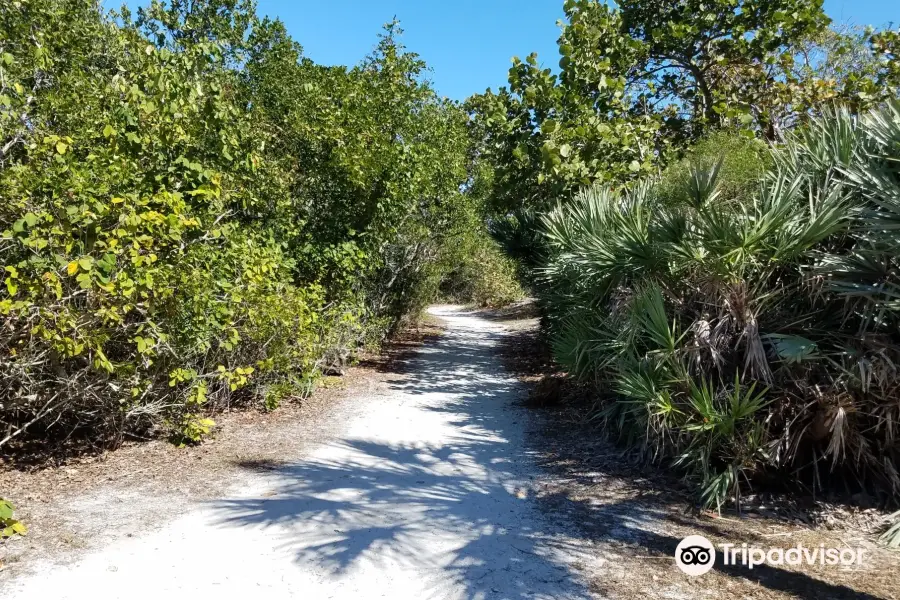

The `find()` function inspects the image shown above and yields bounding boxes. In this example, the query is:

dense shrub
[656,131,771,206]
[438,200,524,309]
[537,105,900,511]
[487,209,546,286]
[0,0,475,451]
[438,234,523,308]
[465,0,900,544]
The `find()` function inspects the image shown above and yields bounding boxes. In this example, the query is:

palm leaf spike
[882,511,900,548]
[686,156,724,209]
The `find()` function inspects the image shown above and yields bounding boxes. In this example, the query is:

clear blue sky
[117,0,900,101]
[255,0,900,100]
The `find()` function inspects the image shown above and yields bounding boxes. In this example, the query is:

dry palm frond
[825,403,849,468]
[742,315,773,384]
[881,511,900,548]
[688,318,725,369]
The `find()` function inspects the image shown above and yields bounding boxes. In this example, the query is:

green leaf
[76,272,92,289]
[762,334,818,363]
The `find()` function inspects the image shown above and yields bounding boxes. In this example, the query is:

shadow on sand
[214,309,882,600]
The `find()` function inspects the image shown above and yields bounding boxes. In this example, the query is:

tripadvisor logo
[675,534,868,576]
[675,535,716,576]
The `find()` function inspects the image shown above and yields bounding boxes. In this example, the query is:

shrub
[439,229,524,307]
[537,106,900,510]
[657,130,771,206]
[488,208,547,288]
[0,0,475,453]
[0,499,26,539]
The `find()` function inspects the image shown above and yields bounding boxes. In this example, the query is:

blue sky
[255,0,900,100]
[118,0,900,101]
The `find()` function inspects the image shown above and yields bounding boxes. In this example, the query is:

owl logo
[675,535,716,576]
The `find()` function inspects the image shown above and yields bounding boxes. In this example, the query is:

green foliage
[488,209,547,285]
[439,229,524,308]
[657,131,770,206]
[263,381,303,412]
[470,5,900,514]
[764,24,900,132]
[0,0,474,451]
[882,511,900,548]
[170,414,216,447]
[467,1,900,217]
[871,28,900,90]
[466,2,659,213]
[0,499,27,538]
[535,104,900,510]
[618,0,830,139]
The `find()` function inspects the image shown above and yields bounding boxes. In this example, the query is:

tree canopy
[468,0,900,214]
[0,0,512,450]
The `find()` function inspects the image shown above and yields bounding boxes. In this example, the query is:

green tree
[0,0,484,453]
[468,0,900,220]
[616,0,830,140]
[467,2,659,214]
[739,24,900,138]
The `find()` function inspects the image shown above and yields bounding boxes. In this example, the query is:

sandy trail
[3,306,595,600]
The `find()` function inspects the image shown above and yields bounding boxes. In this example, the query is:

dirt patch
[475,298,541,326]
[481,302,900,600]
[357,312,446,373]
[0,317,445,577]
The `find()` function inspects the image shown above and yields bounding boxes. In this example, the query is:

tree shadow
[474,301,541,323]
[214,314,594,599]
[214,309,884,599]
[542,486,886,599]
